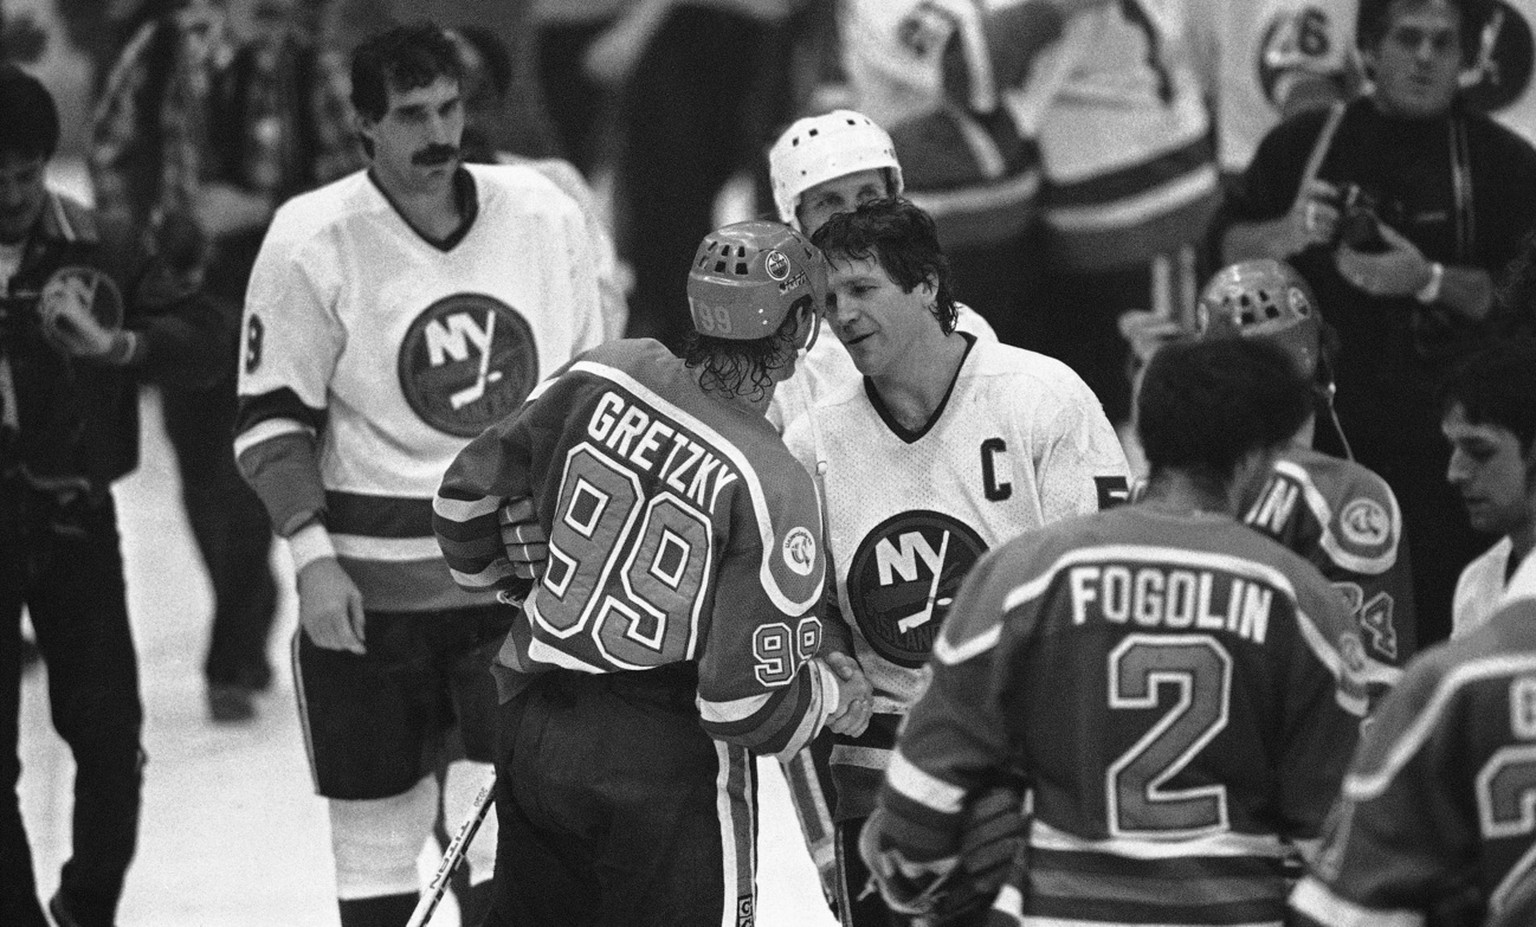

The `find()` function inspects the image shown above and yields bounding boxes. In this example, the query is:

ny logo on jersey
[398,293,538,437]
[848,511,987,668]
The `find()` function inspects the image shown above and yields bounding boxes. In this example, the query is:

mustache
[412,144,460,166]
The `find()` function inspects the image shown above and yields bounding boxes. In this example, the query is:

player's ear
[916,274,938,303]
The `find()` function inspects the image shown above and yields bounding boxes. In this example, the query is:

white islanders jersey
[236,163,606,611]
[783,337,1130,708]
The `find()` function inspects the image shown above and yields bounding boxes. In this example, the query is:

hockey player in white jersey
[232,23,605,927]
[785,196,1130,925]
[765,109,998,436]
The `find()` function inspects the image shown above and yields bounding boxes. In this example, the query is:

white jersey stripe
[433,493,502,522]
[1028,819,1293,860]
[332,534,441,561]
[886,749,967,814]
[233,415,312,458]
[1345,652,1536,799]
[829,744,893,771]
[1289,876,1424,927]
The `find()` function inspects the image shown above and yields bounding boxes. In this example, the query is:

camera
[1331,184,1389,253]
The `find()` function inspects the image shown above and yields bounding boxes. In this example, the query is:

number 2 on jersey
[1106,635,1234,838]
[537,444,712,669]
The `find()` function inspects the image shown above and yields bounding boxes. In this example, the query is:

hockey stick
[405,774,498,927]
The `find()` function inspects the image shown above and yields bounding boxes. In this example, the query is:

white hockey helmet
[768,110,904,230]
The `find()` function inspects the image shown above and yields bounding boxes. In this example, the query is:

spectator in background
[835,0,1115,351]
[448,23,629,341]
[531,0,625,177]
[89,0,360,721]
[1441,338,1536,637]
[1031,0,1221,429]
[590,0,808,350]
[1,64,224,927]
[1214,0,1536,645]
[1186,0,1360,182]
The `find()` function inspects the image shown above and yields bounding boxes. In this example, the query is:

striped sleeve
[433,389,540,596]
[698,656,840,762]
[233,388,327,537]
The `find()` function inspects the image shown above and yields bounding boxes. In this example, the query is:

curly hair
[681,295,811,403]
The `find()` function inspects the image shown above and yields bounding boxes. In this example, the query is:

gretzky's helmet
[1195,259,1322,378]
[687,220,826,341]
[769,110,903,229]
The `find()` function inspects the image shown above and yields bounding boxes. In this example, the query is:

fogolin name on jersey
[846,510,988,668]
[398,292,538,437]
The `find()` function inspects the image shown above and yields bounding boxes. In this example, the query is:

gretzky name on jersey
[1067,563,1273,645]
[588,390,739,511]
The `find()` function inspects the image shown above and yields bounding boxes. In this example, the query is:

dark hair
[1437,338,1536,453]
[810,196,958,335]
[349,21,462,123]
[0,64,59,162]
[1137,338,1312,490]
[682,295,811,403]
[1356,0,1493,66]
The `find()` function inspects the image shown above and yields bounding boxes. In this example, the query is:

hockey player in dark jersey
[1194,259,1416,699]
[860,337,1368,927]
[433,219,874,926]
[1290,559,1536,927]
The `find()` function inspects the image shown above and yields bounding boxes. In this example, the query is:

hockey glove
[498,497,548,579]
[929,782,1028,926]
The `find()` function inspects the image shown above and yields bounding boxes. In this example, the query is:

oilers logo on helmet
[397,292,538,437]
[847,510,988,668]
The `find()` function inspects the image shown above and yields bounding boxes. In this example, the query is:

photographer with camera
[1212,0,1536,646]
[1,65,225,927]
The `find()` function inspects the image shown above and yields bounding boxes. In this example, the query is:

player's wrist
[289,521,337,574]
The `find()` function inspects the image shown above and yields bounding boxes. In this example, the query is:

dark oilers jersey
[781,339,1128,819]
[875,506,1366,926]
[1243,446,1414,696]
[435,339,838,761]
[1291,593,1536,927]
